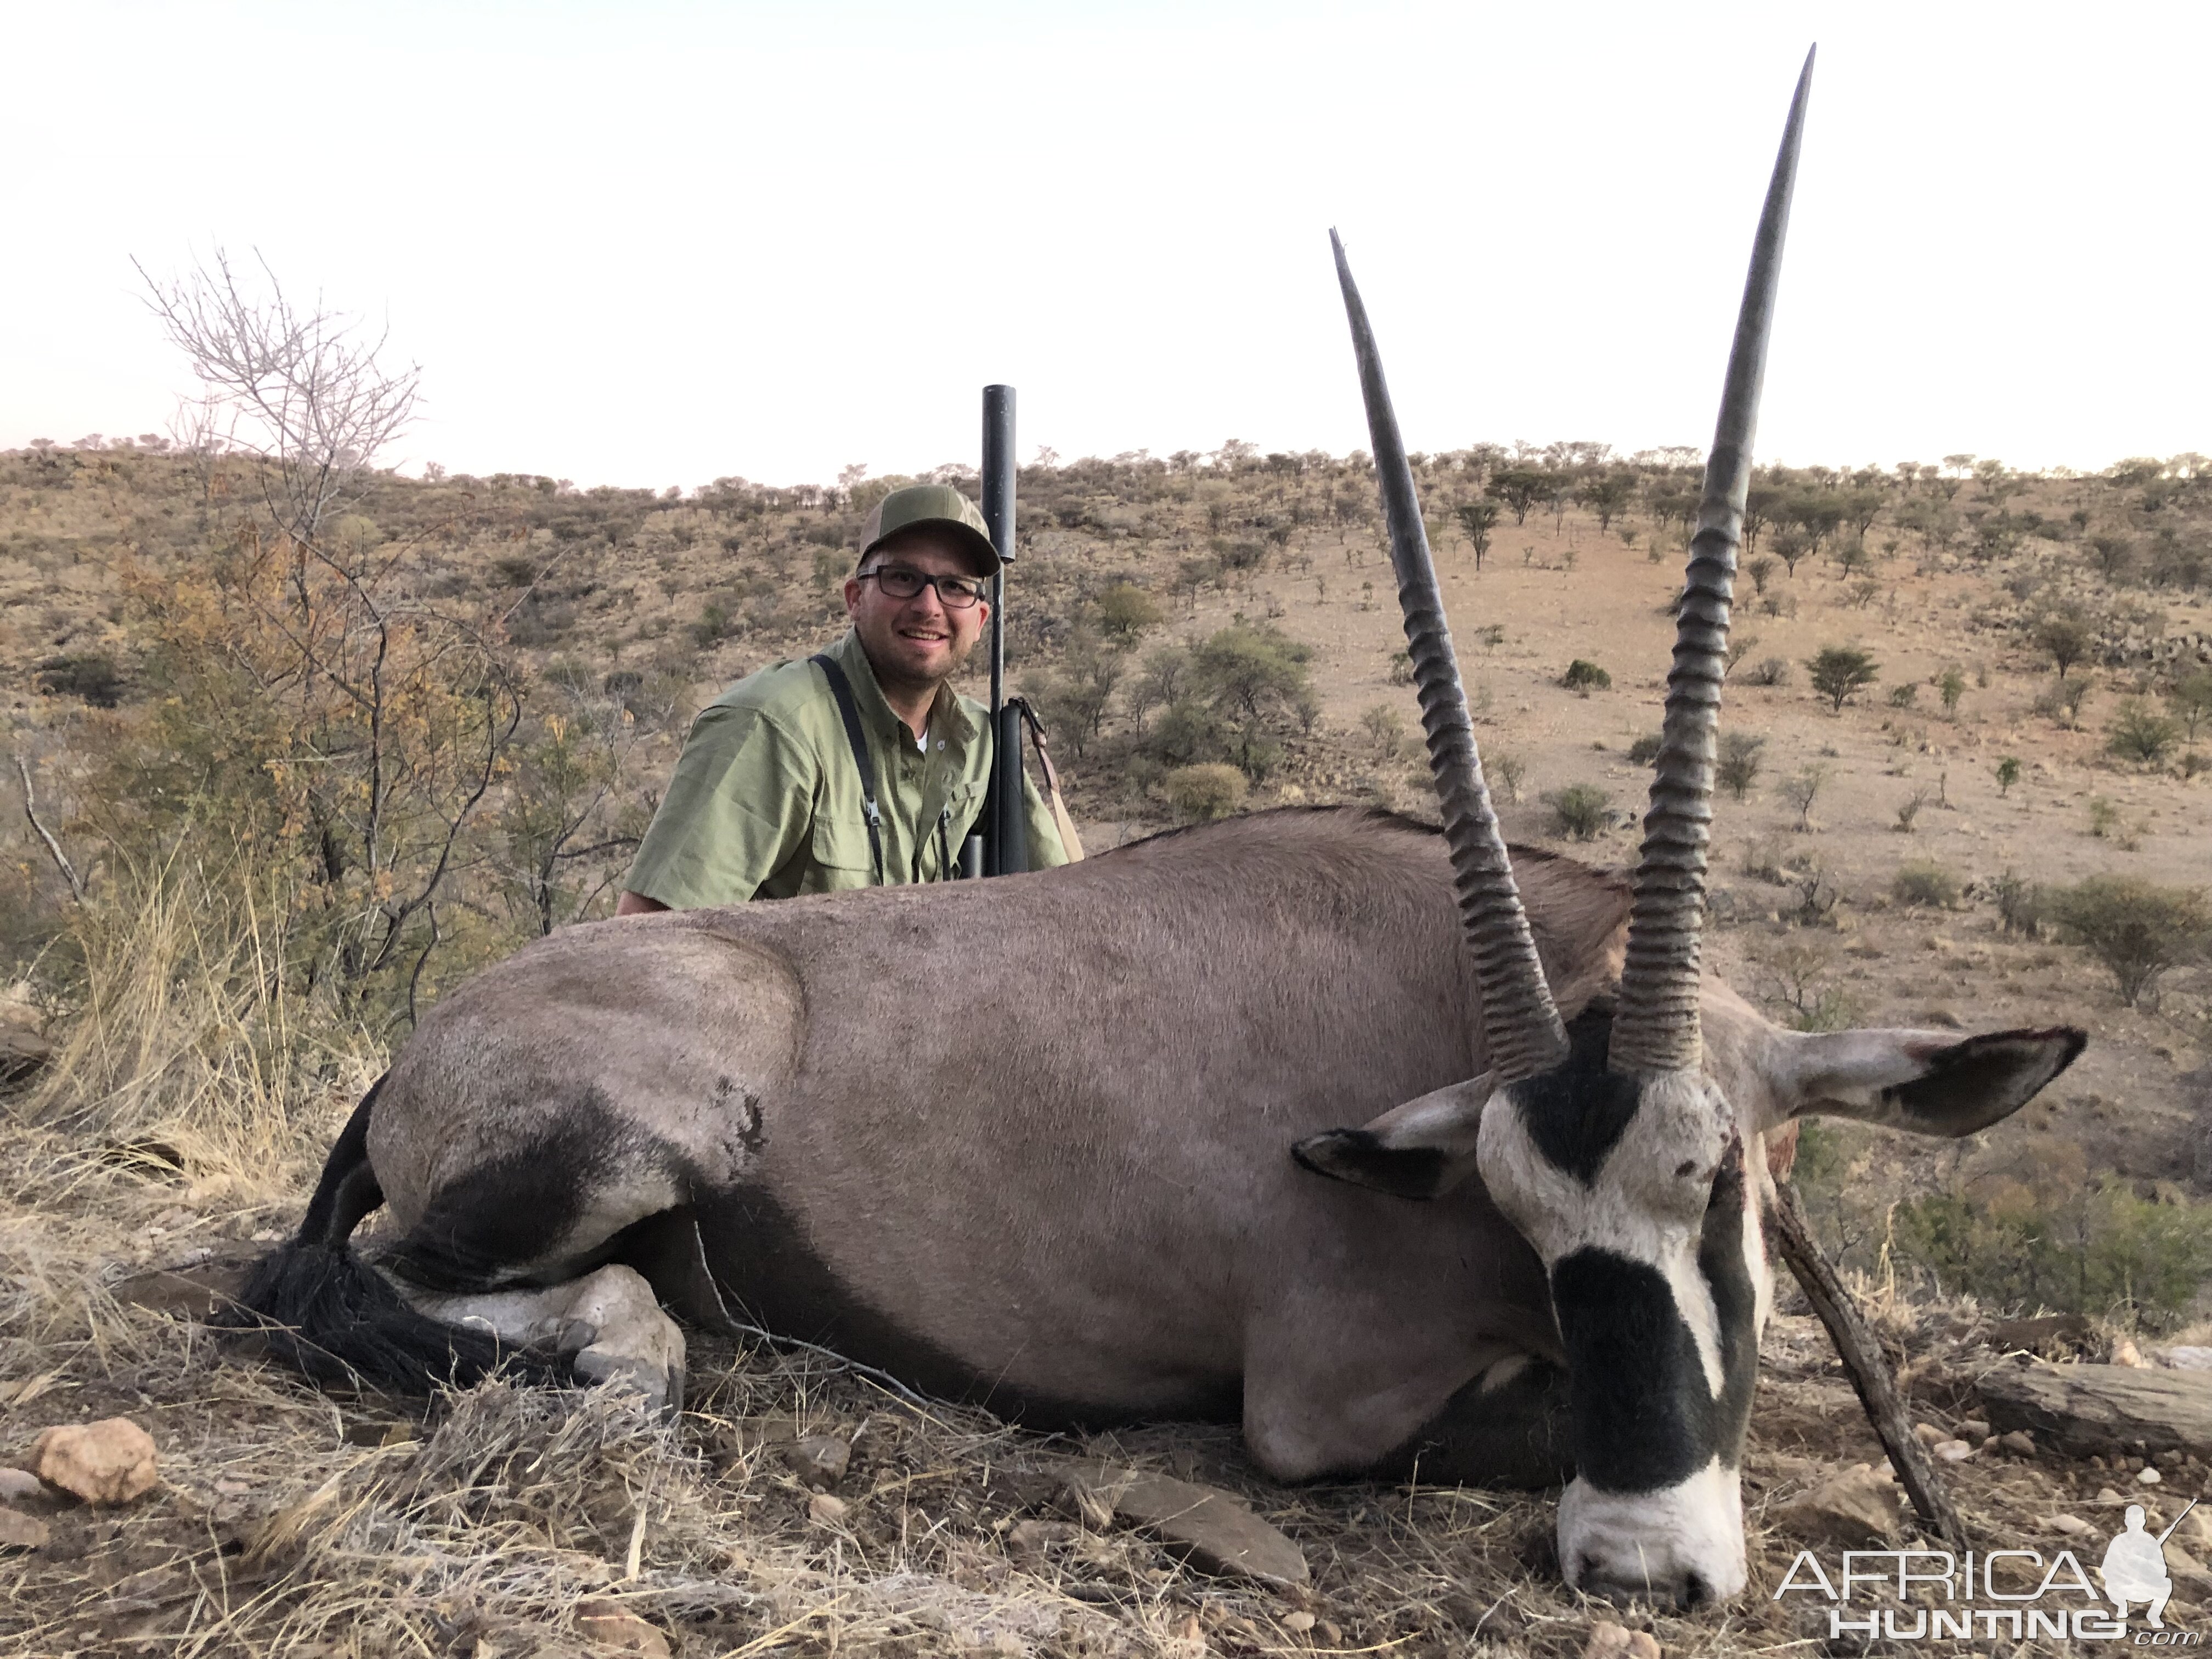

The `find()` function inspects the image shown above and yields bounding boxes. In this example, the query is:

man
[617,483,1068,911]
[2100,1504,2173,1629]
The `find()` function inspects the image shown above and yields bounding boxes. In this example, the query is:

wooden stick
[1768,1178,1968,1550]
[14,756,84,903]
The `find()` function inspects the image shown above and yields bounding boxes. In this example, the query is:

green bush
[1546,782,1609,840]
[1807,645,1880,712]
[1627,732,1662,766]
[1092,582,1163,637]
[1161,763,1247,823]
[1716,731,1765,800]
[2108,698,2182,765]
[1891,861,1960,909]
[1894,1177,2212,1327]
[1561,659,1611,695]
[2049,875,2211,1009]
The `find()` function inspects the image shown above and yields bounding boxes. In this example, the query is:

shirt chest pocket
[810,814,879,874]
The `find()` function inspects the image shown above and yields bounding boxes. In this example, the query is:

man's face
[844,529,992,695]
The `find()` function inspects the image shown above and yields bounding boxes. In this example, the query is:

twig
[14,757,84,902]
[1769,1178,1968,1549]
[725,1318,929,1407]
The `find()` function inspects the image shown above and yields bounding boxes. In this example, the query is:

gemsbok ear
[1778,1025,2086,1137]
[1291,1075,1496,1200]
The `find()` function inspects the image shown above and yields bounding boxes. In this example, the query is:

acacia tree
[1807,646,1880,712]
[1485,467,1554,526]
[1455,501,1499,570]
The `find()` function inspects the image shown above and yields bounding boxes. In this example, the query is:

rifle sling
[810,654,885,885]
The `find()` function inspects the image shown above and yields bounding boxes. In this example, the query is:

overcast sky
[4,1,2204,488]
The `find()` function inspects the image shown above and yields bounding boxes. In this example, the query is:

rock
[2097,1487,2124,1504]
[806,1492,848,1526]
[1282,1612,1316,1634]
[782,1435,851,1492]
[2141,1466,2164,1486]
[2114,1339,2147,1368]
[1583,1620,1661,1659]
[1007,1519,1079,1555]
[1912,1422,1945,1447]
[0,1011,52,1088]
[1959,1419,1991,1441]
[2001,1431,2038,1456]
[1049,1460,1309,1586]
[1934,1439,1974,1463]
[0,1506,49,1549]
[2160,1347,2212,1372]
[1980,1359,2212,1460]
[31,1419,159,1505]
[0,1469,43,1502]
[2050,1514,2091,1536]
[1773,1463,1903,1547]
[1769,1469,1893,1557]
[573,1599,670,1657]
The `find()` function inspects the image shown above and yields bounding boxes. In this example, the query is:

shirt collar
[828,628,979,747]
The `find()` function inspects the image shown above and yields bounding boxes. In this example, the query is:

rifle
[972,383,1030,877]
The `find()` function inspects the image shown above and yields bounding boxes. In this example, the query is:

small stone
[1912,1422,1945,1447]
[573,1599,670,1657]
[2051,1514,2091,1536]
[0,1507,49,1549]
[2001,1431,2038,1456]
[31,1419,159,1505]
[1316,1621,1342,1646]
[1959,1419,1991,1441]
[1282,1612,1316,1634]
[782,1435,851,1492]
[2097,1487,2125,1503]
[1774,1463,1903,1547]
[0,1469,42,1502]
[806,1492,848,1526]
[2141,1466,2164,1486]
[1934,1440,1974,1463]
[1583,1620,1662,1659]
[1007,1518,1079,1555]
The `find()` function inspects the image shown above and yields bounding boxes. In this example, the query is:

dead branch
[14,757,84,904]
[1769,1177,1968,1550]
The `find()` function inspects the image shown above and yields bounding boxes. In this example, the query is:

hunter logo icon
[2103,1500,2195,1629]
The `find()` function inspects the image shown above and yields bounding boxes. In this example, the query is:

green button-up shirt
[624,629,1068,906]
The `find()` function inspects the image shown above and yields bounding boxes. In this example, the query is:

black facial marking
[1514,1003,1640,1184]
[1885,1026,2087,1134]
[1550,1143,1760,1494]
[1376,1355,1575,1489]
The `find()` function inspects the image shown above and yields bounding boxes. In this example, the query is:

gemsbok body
[238,50,2084,1606]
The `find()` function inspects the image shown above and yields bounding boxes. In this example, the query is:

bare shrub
[1779,763,1829,832]
[1994,868,2044,938]
[1744,656,1791,688]
[2108,698,2182,765]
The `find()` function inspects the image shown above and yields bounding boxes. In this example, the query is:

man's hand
[616,891,669,916]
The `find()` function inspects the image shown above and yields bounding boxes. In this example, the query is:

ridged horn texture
[1610,48,1815,1077]
[1331,230,1569,1084]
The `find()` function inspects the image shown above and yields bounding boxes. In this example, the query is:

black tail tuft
[224,1075,567,1394]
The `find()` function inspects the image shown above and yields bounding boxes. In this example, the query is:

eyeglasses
[857,565,990,610]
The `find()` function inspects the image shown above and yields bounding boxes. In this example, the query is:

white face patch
[1559,1457,1747,1605]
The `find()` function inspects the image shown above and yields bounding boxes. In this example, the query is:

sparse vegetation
[1995,755,2021,796]
[1161,762,1248,822]
[1779,763,1829,831]
[1716,731,1765,800]
[2108,698,2182,765]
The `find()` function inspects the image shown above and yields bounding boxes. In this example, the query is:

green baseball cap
[859,483,1001,574]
